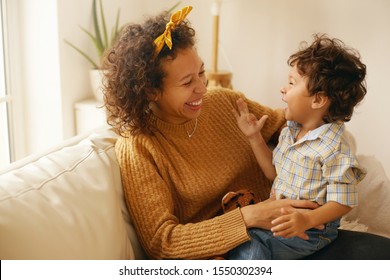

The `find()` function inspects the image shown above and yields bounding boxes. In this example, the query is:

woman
[103,6,318,260]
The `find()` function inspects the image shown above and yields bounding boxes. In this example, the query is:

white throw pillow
[344,155,390,239]
[0,128,135,259]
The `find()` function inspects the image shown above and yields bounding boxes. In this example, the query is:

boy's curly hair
[102,12,196,136]
[288,34,367,123]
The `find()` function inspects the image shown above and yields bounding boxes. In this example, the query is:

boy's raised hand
[232,98,269,138]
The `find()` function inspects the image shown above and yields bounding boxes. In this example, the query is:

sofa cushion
[343,155,390,239]
[0,127,135,259]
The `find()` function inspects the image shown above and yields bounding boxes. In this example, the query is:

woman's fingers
[290,199,319,210]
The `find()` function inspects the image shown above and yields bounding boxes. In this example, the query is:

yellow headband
[153,6,193,59]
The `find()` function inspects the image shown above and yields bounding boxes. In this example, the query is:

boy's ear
[312,92,329,109]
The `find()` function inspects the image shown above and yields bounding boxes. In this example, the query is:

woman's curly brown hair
[288,34,367,123]
[102,12,196,136]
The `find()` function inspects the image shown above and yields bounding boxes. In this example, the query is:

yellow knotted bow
[153,6,193,59]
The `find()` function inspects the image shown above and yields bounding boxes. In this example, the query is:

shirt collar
[287,120,345,144]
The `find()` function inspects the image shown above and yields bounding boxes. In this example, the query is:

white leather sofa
[1,126,390,259]
[0,126,147,260]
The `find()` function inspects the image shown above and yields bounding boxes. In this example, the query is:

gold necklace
[186,118,198,138]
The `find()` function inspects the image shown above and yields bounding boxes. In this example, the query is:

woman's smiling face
[151,47,207,124]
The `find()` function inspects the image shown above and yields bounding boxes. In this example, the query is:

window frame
[0,0,26,168]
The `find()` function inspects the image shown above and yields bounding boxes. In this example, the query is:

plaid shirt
[272,121,366,207]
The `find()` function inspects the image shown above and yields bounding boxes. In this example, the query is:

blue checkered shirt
[272,121,366,207]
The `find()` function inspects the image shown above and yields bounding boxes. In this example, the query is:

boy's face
[280,64,314,124]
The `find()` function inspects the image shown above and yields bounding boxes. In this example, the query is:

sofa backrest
[0,127,142,259]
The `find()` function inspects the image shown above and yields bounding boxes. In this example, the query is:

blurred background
[1,0,389,178]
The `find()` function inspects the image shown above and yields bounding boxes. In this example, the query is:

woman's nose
[280,87,286,94]
[196,77,208,94]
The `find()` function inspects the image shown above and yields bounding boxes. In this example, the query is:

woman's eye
[183,80,192,86]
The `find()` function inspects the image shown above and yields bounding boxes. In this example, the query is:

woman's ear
[312,92,329,109]
[148,90,161,102]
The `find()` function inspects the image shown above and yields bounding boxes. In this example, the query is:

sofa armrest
[0,127,135,259]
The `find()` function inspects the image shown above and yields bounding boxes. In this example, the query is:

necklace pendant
[186,118,198,138]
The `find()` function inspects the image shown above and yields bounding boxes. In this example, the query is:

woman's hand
[240,197,320,231]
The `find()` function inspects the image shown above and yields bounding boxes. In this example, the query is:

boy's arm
[270,201,351,239]
[247,131,277,181]
[233,98,277,181]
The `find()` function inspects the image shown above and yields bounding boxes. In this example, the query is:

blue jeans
[229,221,339,260]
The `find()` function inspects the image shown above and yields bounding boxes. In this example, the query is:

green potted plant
[65,0,120,69]
[65,0,121,101]
[65,0,181,101]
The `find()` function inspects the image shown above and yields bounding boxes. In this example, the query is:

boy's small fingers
[236,98,249,113]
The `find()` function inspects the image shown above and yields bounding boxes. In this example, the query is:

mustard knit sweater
[115,87,285,259]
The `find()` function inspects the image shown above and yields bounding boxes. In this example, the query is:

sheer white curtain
[0,0,11,168]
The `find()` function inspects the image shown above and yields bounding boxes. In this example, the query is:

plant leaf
[110,9,121,46]
[79,26,104,61]
[167,1,182,13]
[99,0,109,49]
[92,0,104,55]
[64,39,99,69]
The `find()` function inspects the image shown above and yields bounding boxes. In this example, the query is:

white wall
[202,0,390,178]
[58,0,146,139]
[185,0,390,178]
[9,0,390,178]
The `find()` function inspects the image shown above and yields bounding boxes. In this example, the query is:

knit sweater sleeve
[115,136,250,259]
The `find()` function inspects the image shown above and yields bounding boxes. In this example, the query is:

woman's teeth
[187,99,202,106]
